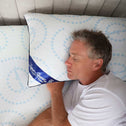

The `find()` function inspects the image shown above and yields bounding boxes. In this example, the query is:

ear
[92,59,103,71]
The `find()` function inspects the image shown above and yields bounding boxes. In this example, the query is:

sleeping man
[29,29,126,126]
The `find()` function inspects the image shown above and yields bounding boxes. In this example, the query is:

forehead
[70,40,88,54]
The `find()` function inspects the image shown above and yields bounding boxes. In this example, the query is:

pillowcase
[0,26,58,125]
[0,26,29,125]
[25,13,126,87]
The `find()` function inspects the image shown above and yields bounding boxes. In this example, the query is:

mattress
[0,26,52,126]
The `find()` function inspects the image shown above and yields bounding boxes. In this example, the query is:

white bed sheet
[0,26,51,126]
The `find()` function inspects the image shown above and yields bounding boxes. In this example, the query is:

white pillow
[25,13,126,86]
[0,26,53,125]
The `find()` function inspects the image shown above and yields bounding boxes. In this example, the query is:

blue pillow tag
[29,55,58,84]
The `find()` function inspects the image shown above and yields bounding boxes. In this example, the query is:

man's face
[65,40,96,83]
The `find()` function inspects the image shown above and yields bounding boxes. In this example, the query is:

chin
[67,73,73,79]
[67,73,76,80]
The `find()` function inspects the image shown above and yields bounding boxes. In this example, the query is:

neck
[80,71,104,85]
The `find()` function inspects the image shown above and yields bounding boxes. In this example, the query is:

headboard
[0,0,126,25]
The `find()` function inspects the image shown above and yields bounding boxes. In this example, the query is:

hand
[47,82,64,95]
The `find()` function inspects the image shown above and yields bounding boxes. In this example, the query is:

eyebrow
[70,52,81,57]
[70,53,77,56]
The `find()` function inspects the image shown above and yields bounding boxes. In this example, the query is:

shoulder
[67,76,126,125]
[83,72,126,108]
[68,87,126,126]
[81,84,126,113]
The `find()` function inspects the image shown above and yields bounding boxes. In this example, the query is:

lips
[67,69,72,73]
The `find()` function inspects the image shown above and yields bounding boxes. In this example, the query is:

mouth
[67,69,72,73]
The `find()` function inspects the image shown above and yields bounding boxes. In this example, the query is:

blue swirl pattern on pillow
[27,18,47,50]
[0,26,51,125]
[0,30,8,51]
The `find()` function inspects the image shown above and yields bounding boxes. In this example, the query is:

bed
[0,0,126,126]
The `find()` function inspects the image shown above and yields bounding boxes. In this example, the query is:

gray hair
[72,29,112,72]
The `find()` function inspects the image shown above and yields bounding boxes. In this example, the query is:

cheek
[77,62,90,73]
[74,64,84,73]
[78,65,85,73]
[70,64,79,75]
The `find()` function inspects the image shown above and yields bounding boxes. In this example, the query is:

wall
[0,0,126,25]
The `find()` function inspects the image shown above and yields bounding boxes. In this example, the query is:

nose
[65,57,72,67]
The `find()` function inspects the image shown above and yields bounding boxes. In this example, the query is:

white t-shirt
[63,72,126,126]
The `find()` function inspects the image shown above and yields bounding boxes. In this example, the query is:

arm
[47,82,71,126]
[28,107,52,126]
